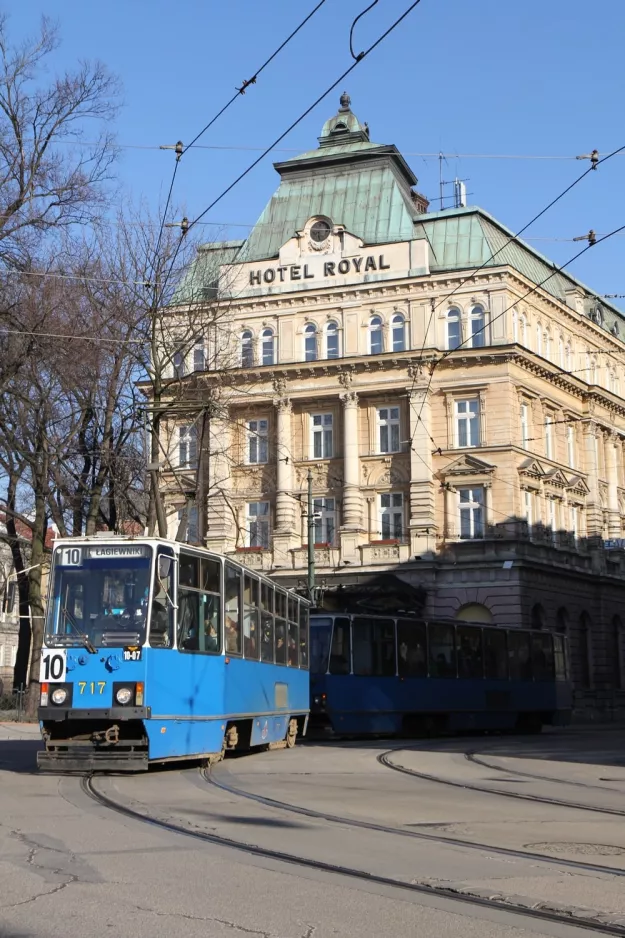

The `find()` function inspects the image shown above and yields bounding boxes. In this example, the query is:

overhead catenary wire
[153,0,426,330]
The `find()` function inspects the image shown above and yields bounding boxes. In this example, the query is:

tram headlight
[115,687,133,706]
[50,687,68,706]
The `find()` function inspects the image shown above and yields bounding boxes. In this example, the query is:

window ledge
[236,546,267,553]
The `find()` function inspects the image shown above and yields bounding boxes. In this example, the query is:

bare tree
[0,14,119,268]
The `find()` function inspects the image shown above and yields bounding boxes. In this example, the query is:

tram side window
[243,574,259,659]
[275,590,287,665]
[397,621,427,677]
[428,623,456,678]
[310,618,332,673]
[483,629,508,680]
[201,558,220,594]
[352,618,396,677]
[179,553,199,589]
[287,596,299,667]
[260,582,274,663]
[329,617,351,674]
[553,634,567,681]
[457,626,484,679]
[225,564,242,655]
[178,589,199,650]
[299,603,309,669]
[508,630,532,681]
[150,551,175,648]
[531,633,554,681]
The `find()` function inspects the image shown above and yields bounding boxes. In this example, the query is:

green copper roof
[240,158,418,262]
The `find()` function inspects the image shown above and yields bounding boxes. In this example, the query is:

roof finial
[339,91,351,112]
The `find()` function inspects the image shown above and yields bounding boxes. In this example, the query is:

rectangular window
[458,487,484,539]
[193,340,206,372]
[311,413,333,459]
[247,419,268,464]
[352,617,396,676]
[397,620,427,677]
[329,617,351,674]
[544,416,554,460]
[377,406,400,453]
[520,403,529,449]
[457,626,483,679]
[547,498,557,540]
[225,564,242,655]
[428,623,456,678]
[483,628,508,680]
[178,425,197,469]
[260,583,274,663]
[380,493,403,540]
[246,502,270,549]
[524,490,533,529]
[274,589,287,665]
[570,504,579,539]
[567,425,575,468]
[455,399,479,448]
[313,497,336,546]
[172,345,186,378]
[177,507,199,543]
[243,573,259,659]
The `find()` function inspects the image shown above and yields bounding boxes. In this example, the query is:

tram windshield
[45,544,152,648]
[310,617,333,673]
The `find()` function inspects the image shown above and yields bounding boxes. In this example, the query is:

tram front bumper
[38,706,150,721]
[37,748,148,773]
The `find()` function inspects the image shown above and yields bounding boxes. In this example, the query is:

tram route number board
[40,649,67,682]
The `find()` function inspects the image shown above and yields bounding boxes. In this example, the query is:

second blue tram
[38,536,310,771]
[310,614,572,735]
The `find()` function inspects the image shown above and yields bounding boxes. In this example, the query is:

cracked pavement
[2,723,625,938]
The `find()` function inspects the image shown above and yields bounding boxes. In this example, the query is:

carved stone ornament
[272,376,287,397]
[337,369,355,389]
[340,389,358,407]
[407,363,424,382]
[274,397,292,415]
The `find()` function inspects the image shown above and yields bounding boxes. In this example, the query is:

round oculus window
[310,220,332,243]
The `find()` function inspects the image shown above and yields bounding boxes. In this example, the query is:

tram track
[379,749,625,817]
[81,769,625,938]
[465,751,625,794]
[203,764,625,879]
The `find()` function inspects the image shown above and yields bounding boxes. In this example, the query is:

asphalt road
[1,721,625,938]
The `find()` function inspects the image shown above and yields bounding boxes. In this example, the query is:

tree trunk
[6,474,32,691]
[25,442,50,717]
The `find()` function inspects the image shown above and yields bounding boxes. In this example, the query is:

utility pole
[307,468,315,602]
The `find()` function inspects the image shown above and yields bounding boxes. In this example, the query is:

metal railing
[0,685,27,721]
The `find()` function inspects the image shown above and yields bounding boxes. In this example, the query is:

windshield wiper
[61,604,97,654]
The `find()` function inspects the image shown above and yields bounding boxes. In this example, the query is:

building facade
[160,94,625,718]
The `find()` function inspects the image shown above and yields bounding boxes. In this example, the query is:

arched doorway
[455,603,493,624]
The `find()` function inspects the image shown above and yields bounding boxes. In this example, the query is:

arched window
[447,308,461,350]
[512,308,518,343]
[556,607,568,635]
[518,312,527,347]
[470,305,485,348]
[455,603,493,624]
[535,323,543,357]
[193,338,206,372]
[304,323,317,362]
[261,328,274,366]
[325,321,339,359]
[241,330,254,368]
[369,316,383,355]
[559,335,565,366]
[564,342,572,371]
[392,313,406,352]
[544,329,551,361]
[531,603,545,630]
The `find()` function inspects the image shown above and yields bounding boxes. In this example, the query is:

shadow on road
[0,738,41,774]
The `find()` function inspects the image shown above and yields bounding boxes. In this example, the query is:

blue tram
[38,537,310,771]
[310,614,572,735]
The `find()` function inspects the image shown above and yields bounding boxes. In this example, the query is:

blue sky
[10,0,625,303]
